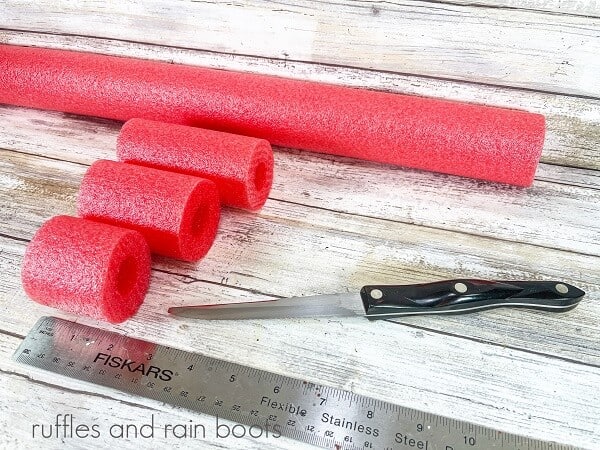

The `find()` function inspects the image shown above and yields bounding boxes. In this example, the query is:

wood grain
[1,265,599,448]
[0,151,598,366]
[0,2,599,448]
[423,0,600,17]
[1,107,598,257]
[1,1,600,97]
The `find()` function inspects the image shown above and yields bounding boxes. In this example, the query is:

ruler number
[17,318,546,450]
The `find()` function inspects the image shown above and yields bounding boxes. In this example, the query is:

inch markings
[14,317,576,450]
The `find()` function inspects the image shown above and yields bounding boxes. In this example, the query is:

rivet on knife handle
[360,279,585,318]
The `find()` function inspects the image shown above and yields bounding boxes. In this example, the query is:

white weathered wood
[1,274,599,448]
[0,152,598,365]
[1,208,598,363]
[1,1,600,97]
[535,163,600,189]
[1,31,598,171]
[1,111,598,257]
[425,0,600,17]
[1,2,599,448]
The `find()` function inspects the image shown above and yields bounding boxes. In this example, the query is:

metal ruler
[14,316,574,450]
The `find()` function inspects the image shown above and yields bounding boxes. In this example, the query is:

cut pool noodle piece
[77,160,221,262]
[21,215,151,323]
[117,118,273,210]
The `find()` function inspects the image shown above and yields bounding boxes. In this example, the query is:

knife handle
[359,279,585,318]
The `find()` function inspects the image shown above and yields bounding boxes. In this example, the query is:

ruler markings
[12,317,581,450]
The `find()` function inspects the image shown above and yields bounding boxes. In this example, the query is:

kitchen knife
[167,279,585,320]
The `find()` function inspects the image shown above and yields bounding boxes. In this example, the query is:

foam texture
[0,44,546,186]
[21,215,151,323]
[77,160,220,262]
[117,118,273,210]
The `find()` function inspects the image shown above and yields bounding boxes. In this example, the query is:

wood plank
[1,3,598,449]
[535,163,600,189]
[2,222,598,365]
[1,1,600,97]
[1,31,598,171]
[270,149,600,257]
[1,110,598,256]
[2,277,599,448]
[0,150,598,366]
[424,0,600,17]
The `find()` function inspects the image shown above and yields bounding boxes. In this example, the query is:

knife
[167,279,585,320]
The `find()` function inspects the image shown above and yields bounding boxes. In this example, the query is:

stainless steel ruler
[14,316,575,450]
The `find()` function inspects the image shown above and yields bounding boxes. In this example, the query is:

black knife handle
[360,279,585,319]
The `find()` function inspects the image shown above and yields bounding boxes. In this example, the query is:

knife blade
[167,279,585,320]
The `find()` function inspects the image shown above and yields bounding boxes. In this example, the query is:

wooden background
[0,1,599,448]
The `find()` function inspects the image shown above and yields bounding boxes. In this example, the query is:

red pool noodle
[0,44,545,186]
[21,215,151,323]
[117,118,273,210]
[78,160,220,262]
